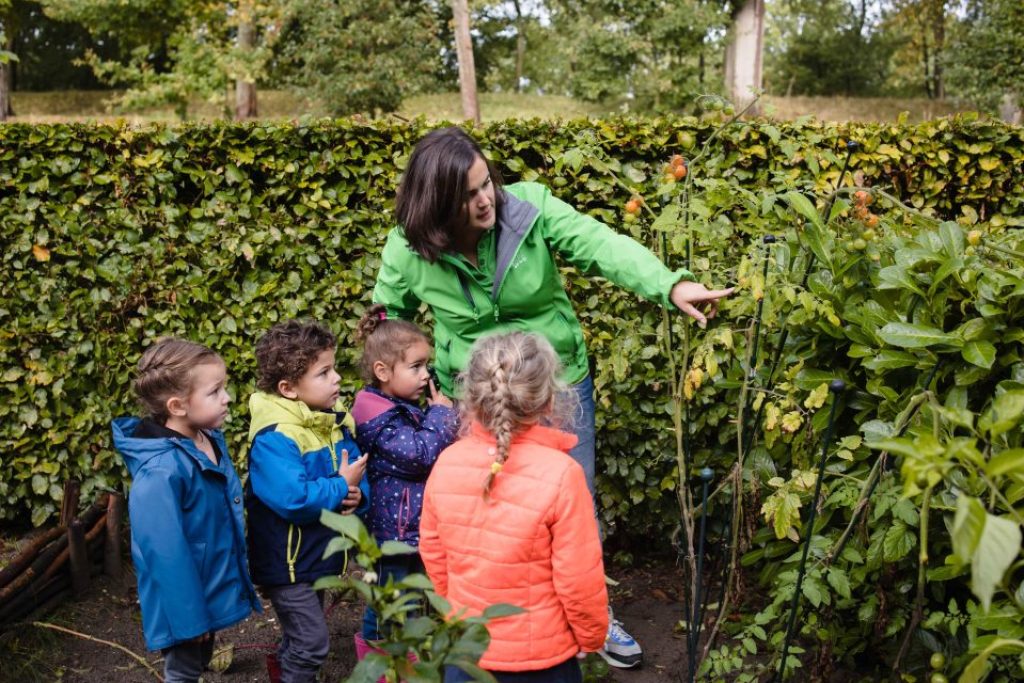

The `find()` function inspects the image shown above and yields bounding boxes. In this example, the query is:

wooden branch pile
[0,482,125,630]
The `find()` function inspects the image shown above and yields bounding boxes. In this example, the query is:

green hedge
[2,114,1022,532]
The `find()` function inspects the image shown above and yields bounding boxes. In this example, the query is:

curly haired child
[111,338,261,683]
[246,319,370,683]
[350,303,459,658]
[420,331,609,682]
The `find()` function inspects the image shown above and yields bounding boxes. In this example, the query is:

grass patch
[7,89,982,124]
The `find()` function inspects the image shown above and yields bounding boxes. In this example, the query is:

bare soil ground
[0,559,691,683]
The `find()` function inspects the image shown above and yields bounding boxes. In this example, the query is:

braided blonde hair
[460,332,567,501]
[133,338,221,422]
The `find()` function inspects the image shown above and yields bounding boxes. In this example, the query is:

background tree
[547,0,729,112]
[944,0,1024,120]
[879,0,949,99]
[764,0,895,96]
[38,0,283,119]
[274,0,442,116]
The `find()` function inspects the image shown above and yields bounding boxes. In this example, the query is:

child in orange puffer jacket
[419,331,608,682]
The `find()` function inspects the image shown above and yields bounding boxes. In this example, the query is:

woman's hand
[670,281,735,328]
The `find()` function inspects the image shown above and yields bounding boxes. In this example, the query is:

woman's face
[463,155,496,232]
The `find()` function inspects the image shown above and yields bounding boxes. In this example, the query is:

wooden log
[68,520,89,596]
[0,535,68,607]
[0,498,108,608]
[0,526,65,591]
[0,573,70,625]
[40,511,108,584]
[104,493,124,578]
[59,480,80,527]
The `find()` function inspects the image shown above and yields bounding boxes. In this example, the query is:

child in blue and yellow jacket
[245,319,370,683]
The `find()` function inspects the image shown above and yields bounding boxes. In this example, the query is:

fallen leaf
[32,244,51,262]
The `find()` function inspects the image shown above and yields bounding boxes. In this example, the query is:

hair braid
[483,363,515,500]
[461,332,570,502]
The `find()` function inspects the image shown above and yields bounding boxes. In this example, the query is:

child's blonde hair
[355,304,431,386]
[133,338,221,421]
[460,331,568,500]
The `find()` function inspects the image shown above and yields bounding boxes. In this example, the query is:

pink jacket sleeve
[549,462,609,652]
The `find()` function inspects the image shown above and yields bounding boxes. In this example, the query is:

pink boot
[354,633,419,682]
[265,652,282,683]
[354,633,389,683]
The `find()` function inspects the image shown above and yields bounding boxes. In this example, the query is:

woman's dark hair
[395,127,504,262]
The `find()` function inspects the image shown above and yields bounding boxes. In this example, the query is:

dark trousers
[162,634,215,683]
[444,657,583,682]
[267,583,329,683]
[361,552,426,641]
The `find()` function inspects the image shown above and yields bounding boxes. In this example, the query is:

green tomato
[930,652,946,670]
[852,238,868,251]
[930,673,948,683]
[861,229,876,241]
[623,212,638,224]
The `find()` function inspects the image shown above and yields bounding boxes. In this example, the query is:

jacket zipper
[286,523,302,583]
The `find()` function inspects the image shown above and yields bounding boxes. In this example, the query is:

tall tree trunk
[932,0,945,99]
[0,15,13,120]
[0,59,11,121]
[724,0,764,114]
[512,0,525,93]
[235,11,258,119]
[451,0,479,123]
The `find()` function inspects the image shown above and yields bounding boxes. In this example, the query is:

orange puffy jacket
[419,422,609,671]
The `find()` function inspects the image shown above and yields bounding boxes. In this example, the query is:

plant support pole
[688,467,714,683]
[775,379,845,682]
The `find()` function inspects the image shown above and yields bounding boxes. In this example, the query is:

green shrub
[1,113,1021,536]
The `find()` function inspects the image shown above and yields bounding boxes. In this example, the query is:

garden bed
[0,558,692,682]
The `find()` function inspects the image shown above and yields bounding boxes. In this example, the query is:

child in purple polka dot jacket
[350,303,459,658]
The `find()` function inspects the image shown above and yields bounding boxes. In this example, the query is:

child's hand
[338,448,368,487]
[339,487,362,515]
[427,379,454,409]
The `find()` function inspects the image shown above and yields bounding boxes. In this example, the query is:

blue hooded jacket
[111,417,261,652]
[351,387,458,545]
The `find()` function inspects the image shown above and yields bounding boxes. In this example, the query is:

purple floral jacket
[351,387,458,545]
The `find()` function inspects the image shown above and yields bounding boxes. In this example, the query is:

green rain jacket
[373,181,694,395]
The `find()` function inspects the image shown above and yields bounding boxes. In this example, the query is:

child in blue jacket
[111,338,260,683]
[246,319,370,683]
[350,304,459,657]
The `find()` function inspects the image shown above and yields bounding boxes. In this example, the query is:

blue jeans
[444,657,582,682]
[361,552,426,641]
[566,374,597,499]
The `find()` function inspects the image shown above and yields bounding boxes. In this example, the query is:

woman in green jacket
[373,127,732,670]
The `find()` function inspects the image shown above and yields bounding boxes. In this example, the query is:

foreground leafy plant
[314,510,522,683]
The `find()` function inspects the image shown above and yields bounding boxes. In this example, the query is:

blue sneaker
[599,607,643,669]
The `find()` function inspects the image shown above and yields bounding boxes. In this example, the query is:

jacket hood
[111,416,222,477]
[247,391,346,442]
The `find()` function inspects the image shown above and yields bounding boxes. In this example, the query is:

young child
[111,338,261,683]
[245,319,370,683]
[420,332,609,683]
[350,304,459,655]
